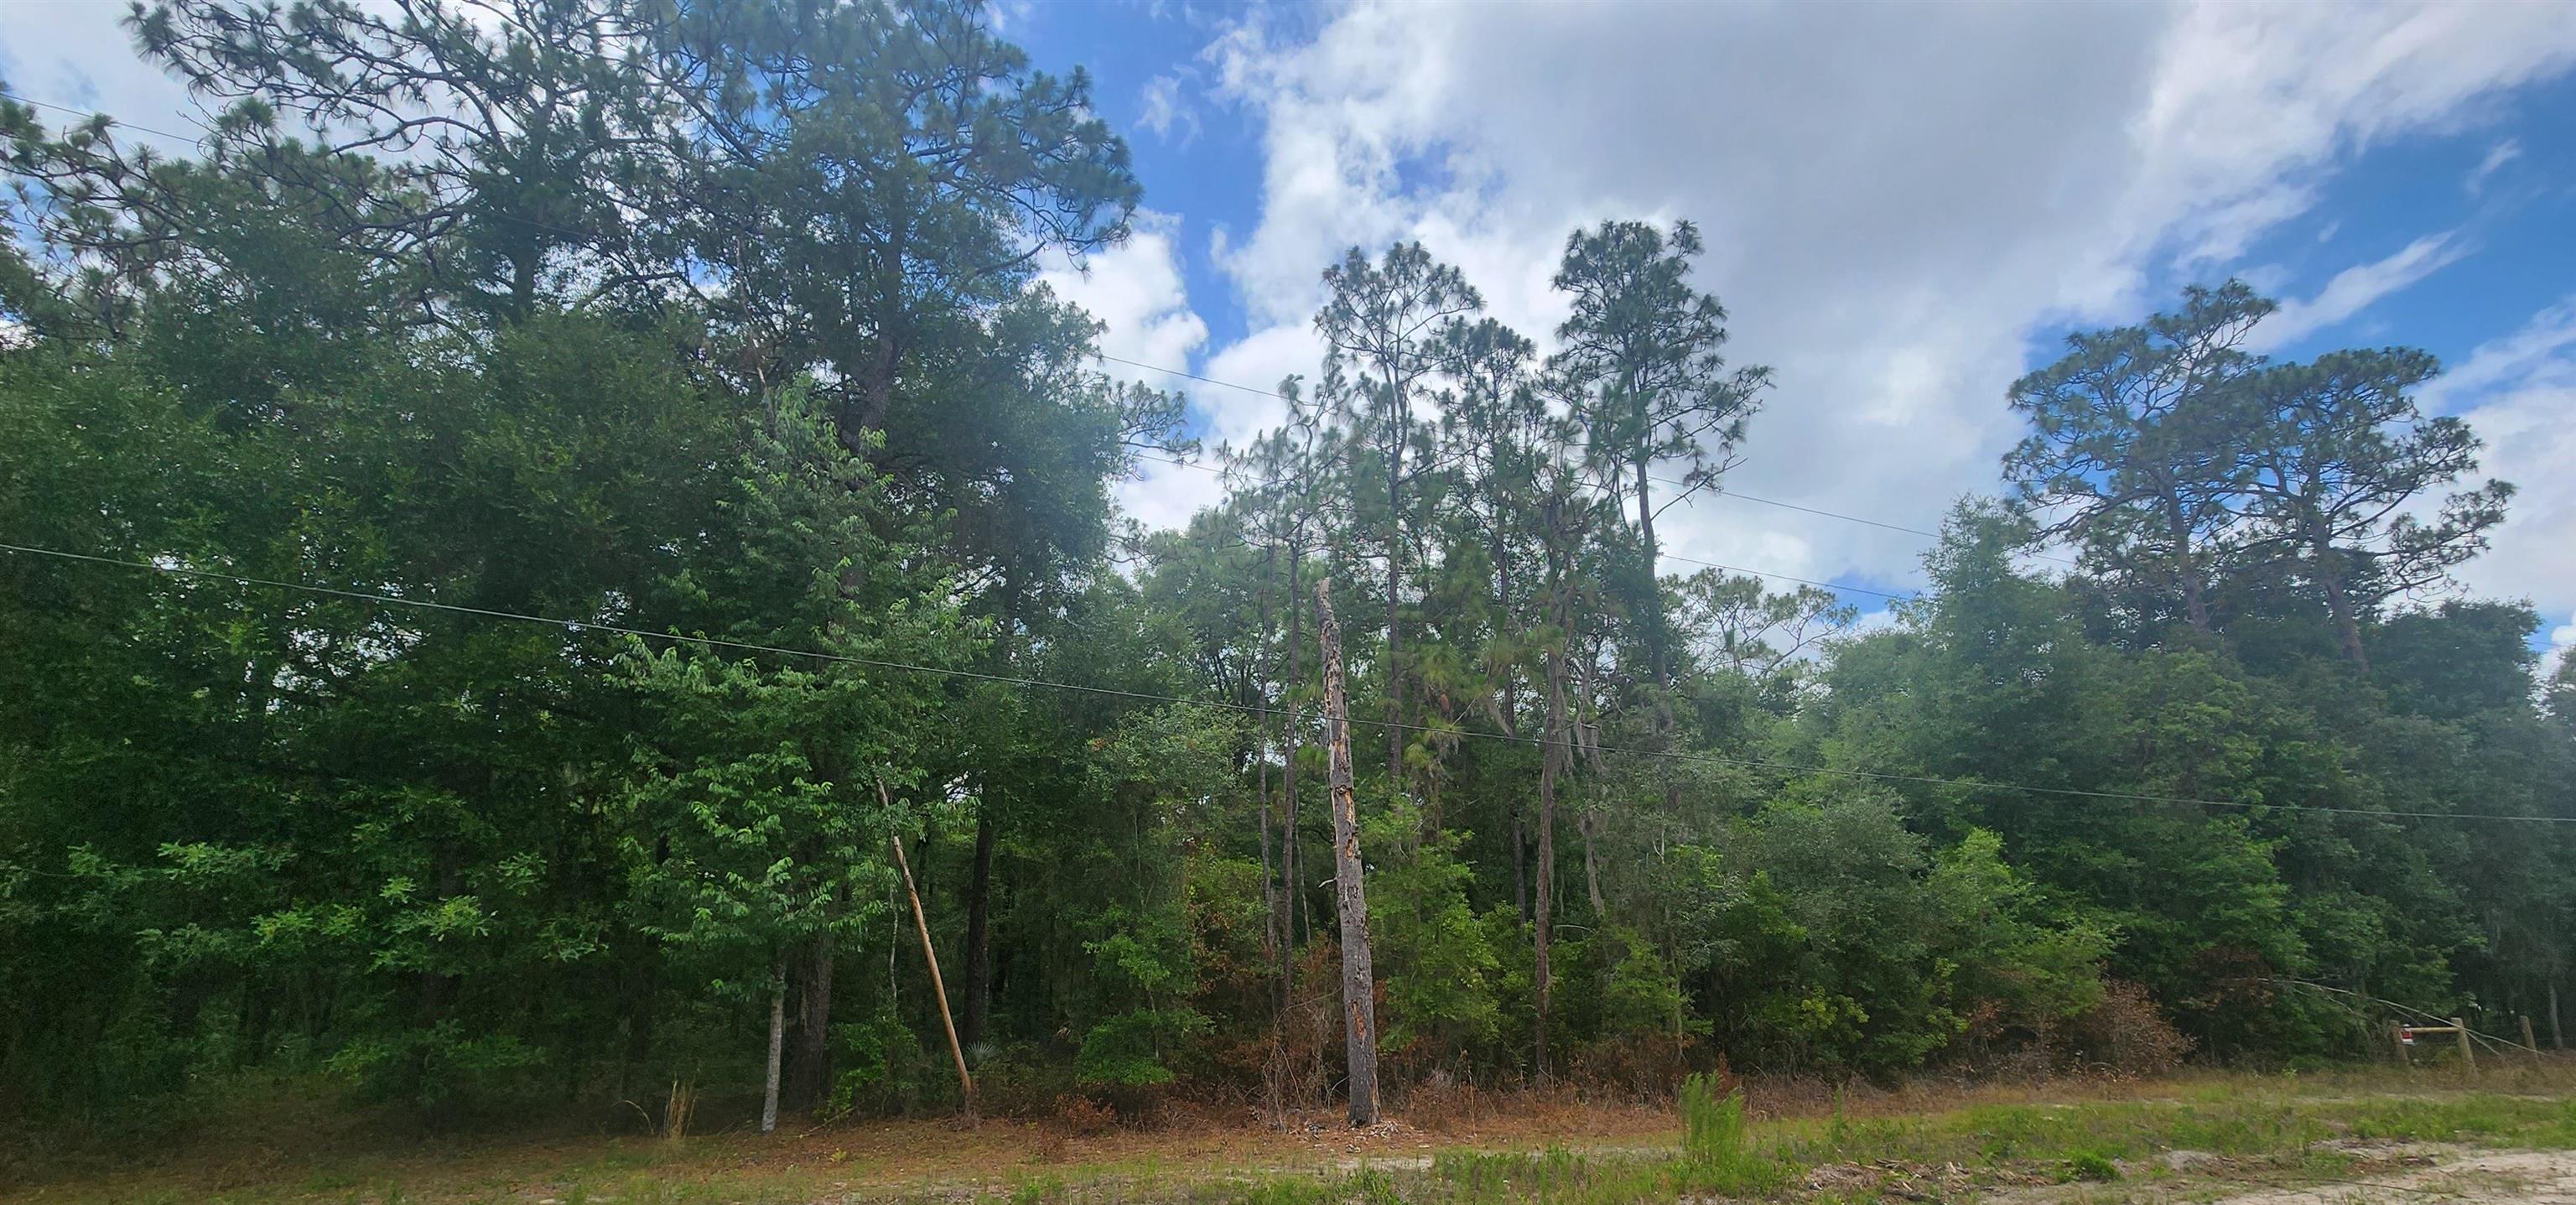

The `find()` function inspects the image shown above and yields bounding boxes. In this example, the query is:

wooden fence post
[2392,1021,2412,1067]
[2454,1017,2475,1078]
[2522,1015,2542,1056]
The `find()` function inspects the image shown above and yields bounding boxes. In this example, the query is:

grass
[15,1063,2576,1203]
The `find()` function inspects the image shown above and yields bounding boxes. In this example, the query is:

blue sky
[8,1,2576,663]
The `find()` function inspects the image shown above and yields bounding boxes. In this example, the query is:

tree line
[3,0,2572,1134]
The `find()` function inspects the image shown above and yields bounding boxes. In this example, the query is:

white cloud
[0,9,205,153]
[2467,138,2523,194]
[2250,229,2474,351]
[1182,0,2576,597]
[1038,210,1208,378]
[1137,73,1200,146]
[2427,295,2576,627]
[1032,210,1222,532]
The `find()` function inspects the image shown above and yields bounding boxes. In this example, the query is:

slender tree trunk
[1282,547,1305,960]
[761,963,785,1135]
[1635,457,1666,689]
[786,937,834,1113]
[1386,529,1405,782]
[1388,387,1408,783]
[1535,530,1571,1083]
[960,813,996,1048]
[1581,808,1607,917]
[1638,457,1684,845]
[1316,578,1379,1126]
[1535,628,1566,1083]
[1512,799,1530,922]
[1259,543,1283,988]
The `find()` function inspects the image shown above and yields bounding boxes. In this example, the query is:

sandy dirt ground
[1982,1143,2576,1204]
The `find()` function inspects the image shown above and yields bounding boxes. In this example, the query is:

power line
[1094,351,2064,561]
[1,86,2035,580]
[9,92,2520,823]
[1131,449,1924,602]
[7,538,2567,826]
[3,93,202,143]
[6,89,1923,606]
[0,540,1254,717]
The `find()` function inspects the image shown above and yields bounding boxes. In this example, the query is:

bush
[2070,980,2194,1076]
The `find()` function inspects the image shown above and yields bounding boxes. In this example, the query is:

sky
[7,0,2575,667]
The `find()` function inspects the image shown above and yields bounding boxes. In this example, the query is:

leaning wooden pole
[883,782,975,1115]
[1315,577,1379,1127]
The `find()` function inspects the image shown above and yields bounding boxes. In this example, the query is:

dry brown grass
[14,1057,2576,1205]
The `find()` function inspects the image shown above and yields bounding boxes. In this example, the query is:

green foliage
[1,0,2567,1129]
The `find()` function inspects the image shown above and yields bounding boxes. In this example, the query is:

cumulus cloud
[2427,295,2576,625]
[1033,211,1220,532]
[1182,0,2576,599]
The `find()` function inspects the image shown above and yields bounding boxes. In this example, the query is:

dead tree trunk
[1317,578,1379,1127]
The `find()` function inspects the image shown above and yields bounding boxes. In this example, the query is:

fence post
[2454,1017,2475,1078]
[2523,1015,2542,1056]
[2392,1021,2412,1067]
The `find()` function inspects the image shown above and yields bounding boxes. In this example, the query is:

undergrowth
[21,1072,2576,1204]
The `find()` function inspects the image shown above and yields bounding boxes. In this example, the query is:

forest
[3,0,2572,1136]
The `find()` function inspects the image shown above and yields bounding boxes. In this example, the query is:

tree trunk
[1638,457,1685,849]
[2319,551,2371,671]
[1635,456,1667,688]
[786,937,834,1113]
[2161,486,2213,637]
[2553,980,2563,1051]
[960,813,996,1048]
[1535,551,1571,1083]
[1512,797,1530,922]
[1317,577,1379,1127]
[760,963,785,1135]
[1282,546,1305,962]
[1388,393,1408,783]
[1259,544,1283,995]
[1535,636,1565,1083]
[1581,808,1607,917]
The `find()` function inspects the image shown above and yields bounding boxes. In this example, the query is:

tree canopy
[2,0,2568,1136]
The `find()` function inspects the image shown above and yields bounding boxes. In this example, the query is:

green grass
[18,1072,2576,1204]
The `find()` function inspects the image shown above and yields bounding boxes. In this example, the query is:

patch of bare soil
[1989,1144,2576,1204]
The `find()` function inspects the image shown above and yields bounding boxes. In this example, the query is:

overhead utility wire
[16,94,2490,818]
[0,88,2031,576]
[1097,351,2062,558]
[5,538,2568,827]
[4,90,1920,607]
[1130,449,1923,602]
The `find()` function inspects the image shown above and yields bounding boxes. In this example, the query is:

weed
[2061,1150,2121,1182]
